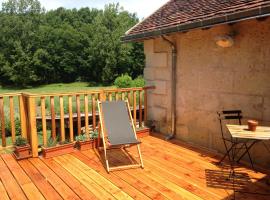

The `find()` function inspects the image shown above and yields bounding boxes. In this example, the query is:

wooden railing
[0,87,154,157]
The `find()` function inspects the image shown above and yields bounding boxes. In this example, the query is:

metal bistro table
[226,124,270,198]
[226,124,270,173]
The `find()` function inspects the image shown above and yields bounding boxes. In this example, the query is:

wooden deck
[0,134,269,200]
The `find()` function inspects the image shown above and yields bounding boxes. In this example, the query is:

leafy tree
[0,0,145,87]
[2,0,44,14]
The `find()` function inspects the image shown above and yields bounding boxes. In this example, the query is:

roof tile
[124,0,270,40]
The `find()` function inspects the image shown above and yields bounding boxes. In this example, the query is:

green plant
[114,74,133,88]
[0,116,22,136]
[47,137,58,147]
[132,75,145,87]
[90,130,98,139]
[75,134,90,141]
[14,136,28,146]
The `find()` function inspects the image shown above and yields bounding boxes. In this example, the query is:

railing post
[100,90,106,101]
[19,94,28,139]
[28,95,38,157]
[144,89,148,124]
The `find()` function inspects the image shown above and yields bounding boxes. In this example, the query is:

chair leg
[104,147,110,172]
[137,144,144,168]
[218,145,232,165]
[218,140,233,165]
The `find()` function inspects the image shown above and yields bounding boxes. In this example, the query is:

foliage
[90,130,99,139]
[76,130,99,141]
[47,137,57,147]
[114,75,145,88]
[0,0,144,87]
[114,74,133,88]
[76,134,90,142]
[0,116,21,136]
[132,75,145,87]
[14,136,28,146]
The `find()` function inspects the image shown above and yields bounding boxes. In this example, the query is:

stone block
[144,68,155,80]
[154,67,171,81]
[152,80,167,95]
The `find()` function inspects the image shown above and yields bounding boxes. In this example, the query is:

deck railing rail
[0,86,154,157]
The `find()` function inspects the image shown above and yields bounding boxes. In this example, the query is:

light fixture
[215,35,234,48]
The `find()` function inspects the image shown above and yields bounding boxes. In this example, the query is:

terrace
[0,134,269,200]
[0,88,269,200]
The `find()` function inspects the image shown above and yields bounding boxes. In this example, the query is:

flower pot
[248,120,258,132]
[13,144,32,160]
[136,127,150,138]
[76,140,95,151]
[42,143,75,159]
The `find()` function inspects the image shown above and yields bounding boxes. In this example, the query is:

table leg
[236,140,258,170]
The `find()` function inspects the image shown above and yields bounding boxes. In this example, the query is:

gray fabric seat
[101,101,140,146]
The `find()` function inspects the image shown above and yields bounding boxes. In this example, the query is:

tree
[0,0,145,86]
[2,0,44,14]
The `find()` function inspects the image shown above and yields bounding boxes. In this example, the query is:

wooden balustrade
[0,86,154,157]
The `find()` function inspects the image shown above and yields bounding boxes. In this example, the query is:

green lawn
[0,82,115,94]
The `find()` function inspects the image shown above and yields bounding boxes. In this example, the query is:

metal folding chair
[97,100,144,172]
[217,110,255,170]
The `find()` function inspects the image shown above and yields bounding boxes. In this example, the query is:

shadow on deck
[0,133,269,200]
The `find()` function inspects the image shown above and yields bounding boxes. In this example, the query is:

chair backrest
[100,101,139,146]
[217,110,242,139]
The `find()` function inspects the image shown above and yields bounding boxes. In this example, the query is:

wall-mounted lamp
[215,34,234,48]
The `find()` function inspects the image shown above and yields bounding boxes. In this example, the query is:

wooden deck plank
[0,156,27,200]
[141,138,270,195]
[0,135,269,200]
[73,150,152,200]
[42,158,98,200]
[0,179,10,200]
[57,154,133,200]
[109,150,204,200]
[53,155,116,200]
[1,154,45,200]
[29,158,81,200]
[76,149,169,200]
[18,159,63,200]
[79,150,171,200]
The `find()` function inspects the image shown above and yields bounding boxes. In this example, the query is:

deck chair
[97,100,144,172]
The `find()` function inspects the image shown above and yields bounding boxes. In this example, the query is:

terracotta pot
[42,143,75,159]
[248,120,258,132]
[14,144,32,160]
[76,140,95,151]
[136,127,150,138]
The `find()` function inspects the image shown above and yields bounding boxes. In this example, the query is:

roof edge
[125,0,171,35]
[121,5,270,42]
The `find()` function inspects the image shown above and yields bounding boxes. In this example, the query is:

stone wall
[144,18,270,167]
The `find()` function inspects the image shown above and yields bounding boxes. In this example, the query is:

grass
[0,82,115,115]
[0,82,114,94]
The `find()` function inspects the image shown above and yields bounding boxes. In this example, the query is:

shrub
[132,76,145,87]
[0,117,21,136]
[114,74,133,88]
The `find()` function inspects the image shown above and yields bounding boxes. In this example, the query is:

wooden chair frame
[97,100,144,172]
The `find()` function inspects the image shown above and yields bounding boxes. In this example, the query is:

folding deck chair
[97,100,144,172]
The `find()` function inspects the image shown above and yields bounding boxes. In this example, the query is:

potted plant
[13,136,32,160]
[75,130,99,151]
[42,137,75,159]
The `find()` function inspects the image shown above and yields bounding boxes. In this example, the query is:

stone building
[122,0,270,167]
